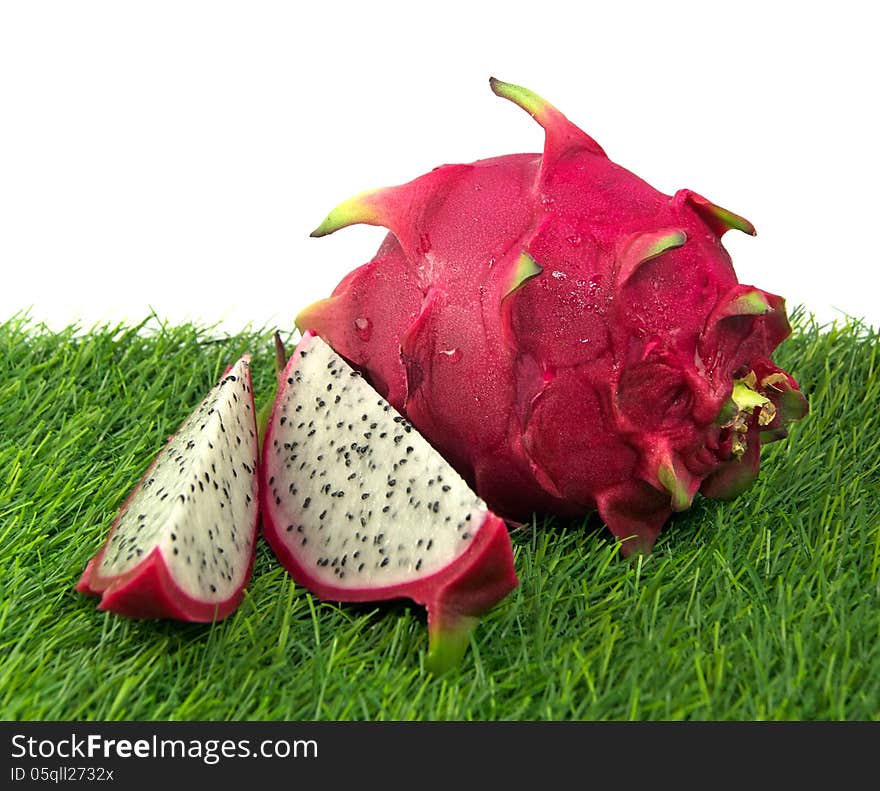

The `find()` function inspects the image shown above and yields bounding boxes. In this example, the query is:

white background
[2,1,878,335]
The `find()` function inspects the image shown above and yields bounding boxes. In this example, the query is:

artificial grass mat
[1,311,877,721]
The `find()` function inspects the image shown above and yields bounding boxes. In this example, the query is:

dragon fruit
[299,78,808,555]
[260,331,518,672]
[77,356,260,621]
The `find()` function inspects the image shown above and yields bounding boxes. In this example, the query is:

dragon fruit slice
[77,356,260,621]
[300,78,808,556]
[260,331,518,672]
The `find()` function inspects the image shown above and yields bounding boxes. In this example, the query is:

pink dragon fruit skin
[298,78,808,555]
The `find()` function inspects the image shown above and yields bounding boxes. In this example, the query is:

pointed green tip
[657,462,695,512]
[489,77,554,121]
[680,190,756,237]
[502,250,543,301]
[645,229,687,259]
[723,289,773,318]
[295,297,333,333]
[618,228,687,285]
[425,614,480,675]
[710,203,757,236]
[309,189,386,238]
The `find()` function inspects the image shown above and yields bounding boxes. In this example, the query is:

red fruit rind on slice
[77,546,250,622]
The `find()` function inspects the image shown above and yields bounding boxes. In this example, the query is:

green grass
[1,310,878,721]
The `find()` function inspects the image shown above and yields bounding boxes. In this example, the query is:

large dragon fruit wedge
[261,332,517,672]
[299,78,808,556]
[77,356,260,621]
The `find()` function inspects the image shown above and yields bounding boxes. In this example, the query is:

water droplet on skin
[488,256,496,268]
[551,270,567,280]
[567,234,582,247]
[354,317,372,341]
[438,348,462,363]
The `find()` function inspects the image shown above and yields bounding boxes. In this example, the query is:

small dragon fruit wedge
[260,332,518,673]
[300,78,808,556]
[77,356,260,622]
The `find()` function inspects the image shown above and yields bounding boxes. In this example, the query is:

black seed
[303,497,311,509]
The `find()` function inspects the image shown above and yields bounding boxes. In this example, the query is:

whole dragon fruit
[300,78,807,555]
